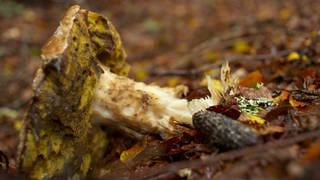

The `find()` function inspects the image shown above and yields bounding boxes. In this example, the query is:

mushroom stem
[93,67,192,138]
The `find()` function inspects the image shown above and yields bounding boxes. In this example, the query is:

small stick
[150,49,292,77]
[131,129,320,179]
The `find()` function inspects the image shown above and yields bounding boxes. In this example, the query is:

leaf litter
[1,0,320,179]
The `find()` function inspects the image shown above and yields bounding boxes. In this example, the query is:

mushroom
[20,5,192,179]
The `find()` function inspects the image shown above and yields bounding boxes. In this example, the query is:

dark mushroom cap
[193,111,260,150]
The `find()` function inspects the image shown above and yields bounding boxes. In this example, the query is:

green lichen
[22,5,128,179]
[236,96,274,115]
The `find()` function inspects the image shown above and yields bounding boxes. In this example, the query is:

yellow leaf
[206,78,224,94]
[244,113,265,125]
[233,40,250,54]
[289,95,306,107]
[302,55,308,62]
[120,137,148,163]
[279,8,290,20]
[13,120,23,130]
[168,77,181,87]
[206,51,218,62]
[203,68,220,77]
[287,51,300,61]
[188,17,200,29]
[206,76,223,105]
[272,90,289,103]
[135,68,148,81]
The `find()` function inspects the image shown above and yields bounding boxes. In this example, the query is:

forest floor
[1,0,320,179]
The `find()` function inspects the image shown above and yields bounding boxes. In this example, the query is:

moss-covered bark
[21,5,128,179]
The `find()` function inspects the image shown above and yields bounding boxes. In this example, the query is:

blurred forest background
[1,0,320,178]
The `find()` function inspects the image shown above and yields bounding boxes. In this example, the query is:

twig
[173,16,281,68]
[150,49,291,77]
[161,31,264,72]
[188,31,264,57]
[130,129,320,179]
[151,25,318,77]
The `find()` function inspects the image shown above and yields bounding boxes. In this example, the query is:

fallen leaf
[135,68,149,81]
[233,40,251,54]
[289,95,307,108]
[239,86,272,99]
[239,113,266,125]
[186,87,210,101]
[239,70,263,88]
[206,51,218,62]
[300,139,320,165]
[265,106,292,122]
[206,105,241,120]
[273,90,290,103]
[167,77,182,87]
[287,51,300,61]
[120,137,149,163]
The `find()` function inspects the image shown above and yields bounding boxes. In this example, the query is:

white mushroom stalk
[93,66,192,138]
